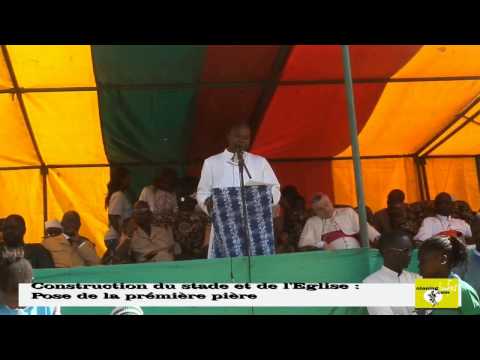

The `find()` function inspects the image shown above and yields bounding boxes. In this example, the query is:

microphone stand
[237,150,253,271]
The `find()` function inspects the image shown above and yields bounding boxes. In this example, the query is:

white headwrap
[45,219,63,230]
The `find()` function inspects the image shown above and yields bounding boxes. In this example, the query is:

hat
[45,219,63,230]
[111,306,144,315]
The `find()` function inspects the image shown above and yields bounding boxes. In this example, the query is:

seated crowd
[0,168,212,269]
[0,167,479,271]
[277,187,480,253]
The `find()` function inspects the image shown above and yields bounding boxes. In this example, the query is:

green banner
[33,249,420,315]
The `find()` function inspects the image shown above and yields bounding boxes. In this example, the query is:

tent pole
[414,157,426,201]
[419,158,431,201]
[41,167,48,228]
[415,96,480,157]
[2,45,49,228]
[421,110,480,158]
[475,156,480,192]
[341,45,369,248]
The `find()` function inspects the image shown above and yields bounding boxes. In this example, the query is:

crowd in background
[275,186,479,253]
[0,166,479,269]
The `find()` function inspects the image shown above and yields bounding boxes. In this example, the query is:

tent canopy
[1,45,479,253]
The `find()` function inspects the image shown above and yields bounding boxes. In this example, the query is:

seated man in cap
[42,213,100,268]
[130,201,176,263]
[414,192,472,246]
[42,219,75,268]
[44,220,63,238]
[298,193,380,251]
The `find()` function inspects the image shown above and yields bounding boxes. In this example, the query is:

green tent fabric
[98,88,194,200]
[92,45,206,85]
[93,45,205,200]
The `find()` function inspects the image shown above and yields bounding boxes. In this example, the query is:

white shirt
[298,207,380,250]
[197,149,280,258]
[139,186,178,214]
[196,149,281,213]
[105,191,132,240]
[414,215,472,242]
[363,266,420,315]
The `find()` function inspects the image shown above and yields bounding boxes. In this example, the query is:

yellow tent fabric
[332,158,421,212]
[47,167,109,254]
[426,101,480,156]
[0,94,39,166]
[0,45,107,251]
[338,45,480,157]
[0,56,12,89]
[426,158,480,211]
[334,45,480,209]
[337,80,480,157]
[6,45,96,88]
[0,169,43,243]
[23,91,107,165]
[392,45,480,78]
[429,122,480,156]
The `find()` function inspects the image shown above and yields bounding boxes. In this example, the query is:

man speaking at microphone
[196,122,281,259]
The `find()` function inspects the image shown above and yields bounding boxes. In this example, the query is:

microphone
[230,147,251,179]
[230,147,244,163]
[236,150,244,164]
[236,149,252,179]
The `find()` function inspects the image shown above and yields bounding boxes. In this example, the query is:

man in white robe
[414,192,472,245]
[298,193,380,251]
[196,122,281,258]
